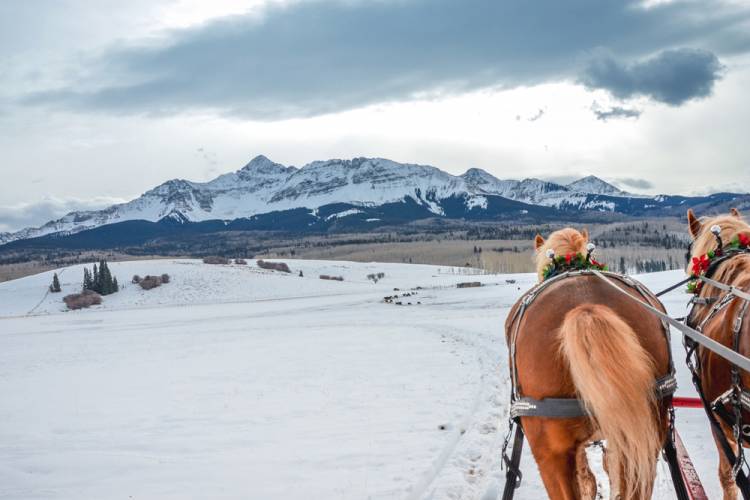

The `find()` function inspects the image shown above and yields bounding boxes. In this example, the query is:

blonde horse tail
[559,304,660,499]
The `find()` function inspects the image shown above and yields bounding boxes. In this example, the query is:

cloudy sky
[1,0,749,232]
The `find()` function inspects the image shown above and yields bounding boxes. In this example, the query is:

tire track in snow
[404,320,506,500]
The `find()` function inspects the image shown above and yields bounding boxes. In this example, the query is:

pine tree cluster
[82,260,119,295]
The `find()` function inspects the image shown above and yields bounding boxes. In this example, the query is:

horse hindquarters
[559,304,661,499]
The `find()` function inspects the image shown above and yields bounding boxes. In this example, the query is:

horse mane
[691,214,750,266]
[691,214,750,293]
[534,228,589,281]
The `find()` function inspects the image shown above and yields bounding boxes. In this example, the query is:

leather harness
[506,269,677,419]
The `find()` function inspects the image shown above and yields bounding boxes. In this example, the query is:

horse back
[506,274,671,401]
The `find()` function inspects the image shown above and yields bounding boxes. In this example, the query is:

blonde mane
[689,213,750,302]
[690,214,750,269]
[534,228,589,281]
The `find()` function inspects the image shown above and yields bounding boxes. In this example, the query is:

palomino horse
[505,228,673,499]
[686,208,750,500]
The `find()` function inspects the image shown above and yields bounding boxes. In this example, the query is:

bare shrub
[160,273,170,283]
[257,260,291,273]
[139,275,162,290]
[64,290,102,310]
[234,258,247,265]
[203,256,230,264]
[457,281,481,288]
[132,274,141,284]
[367,271,386,283]
[320,274,344,281]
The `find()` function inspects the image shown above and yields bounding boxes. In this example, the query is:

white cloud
[0,196,126,233]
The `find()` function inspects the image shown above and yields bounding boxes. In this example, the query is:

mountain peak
[461,167,494,179]
[239,155,296,176]
[567,175,627,196]
[241,154,275,170]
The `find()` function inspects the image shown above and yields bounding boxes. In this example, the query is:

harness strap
[501,422,524,500]
[713,387,750,413]
[691,296,717,306]
[700,274,750,303]
[511,373,677,418]
[663,428,709,500]
[655,276,693,297]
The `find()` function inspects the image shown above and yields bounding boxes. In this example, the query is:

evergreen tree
[83,268,92,290]
[50,273,61,293]
[105,261,115,293]
[93,264,99,292]
[99,260,108,294]
[112,276,119,293]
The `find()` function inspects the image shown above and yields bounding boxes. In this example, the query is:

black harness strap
[662,431,692,500]
[655,276,693,297]
[510,373,677,418]
[501,422,524,500]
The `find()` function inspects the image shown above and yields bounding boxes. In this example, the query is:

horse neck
[692,255,750,327]
[712,255,750,290]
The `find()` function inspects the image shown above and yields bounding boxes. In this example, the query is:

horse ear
[731,208,742,219]
[687,209,702,238]
[581,228,589,240]
[534,234,545,250]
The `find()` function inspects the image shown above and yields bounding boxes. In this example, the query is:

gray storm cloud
[592,104,642,121]
[581,48,725,105]
[19,0,749,119]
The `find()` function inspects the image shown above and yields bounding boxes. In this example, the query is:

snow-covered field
[0,259,720,499]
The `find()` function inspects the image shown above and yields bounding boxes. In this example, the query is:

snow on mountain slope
[0,155,677,245]
[0,260,723,498]
[269,157,466,215]
[459,168,519,196]
[567,175,629,196]
[459,168,622,210]
[0,156,471,244]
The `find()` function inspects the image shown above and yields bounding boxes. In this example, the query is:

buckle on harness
[691,296,717,306]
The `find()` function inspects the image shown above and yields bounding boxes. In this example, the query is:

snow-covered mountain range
[1,155,747,247]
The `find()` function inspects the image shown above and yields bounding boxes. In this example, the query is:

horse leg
[575,442,597,499]
[604,447,622,500]
[713,430,739,500]
[524,418,582,500]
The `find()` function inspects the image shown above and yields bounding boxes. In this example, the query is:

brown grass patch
[257,260,291,273]
[63,290,102,310]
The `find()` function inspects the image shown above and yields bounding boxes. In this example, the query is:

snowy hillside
[0,259,723,498]
[0,155,685,246]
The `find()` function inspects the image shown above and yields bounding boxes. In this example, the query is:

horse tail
[559,304,660,499]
